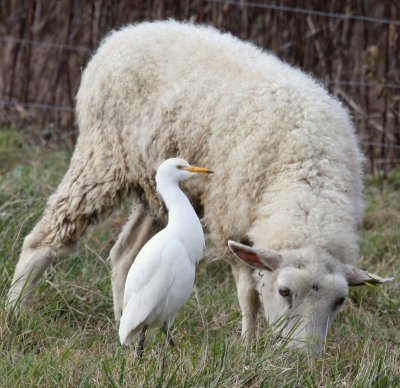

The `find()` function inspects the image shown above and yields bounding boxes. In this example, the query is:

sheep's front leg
[8,186,125,311]
[231,263,260,340]
[8,137,129,312]
[8,223,56,309]
[109,204,160,321]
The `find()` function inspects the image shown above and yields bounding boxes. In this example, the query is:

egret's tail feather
[119,319,144,346]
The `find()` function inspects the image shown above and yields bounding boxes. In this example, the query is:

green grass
[0,129,399,387]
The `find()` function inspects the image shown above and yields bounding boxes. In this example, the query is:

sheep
[8,20,391,351]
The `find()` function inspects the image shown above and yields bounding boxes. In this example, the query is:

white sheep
[8,20,391,351]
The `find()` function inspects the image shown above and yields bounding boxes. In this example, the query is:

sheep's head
[228,240,392,353]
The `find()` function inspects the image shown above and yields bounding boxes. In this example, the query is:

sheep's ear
[346,267,394,287]
[228,240,282,271]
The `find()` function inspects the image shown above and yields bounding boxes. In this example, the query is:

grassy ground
[0,128,399,387]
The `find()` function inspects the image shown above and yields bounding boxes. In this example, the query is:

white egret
[119,158,213,356]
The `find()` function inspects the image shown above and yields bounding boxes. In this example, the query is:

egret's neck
[156,174,205,263]
[156,178,198,228]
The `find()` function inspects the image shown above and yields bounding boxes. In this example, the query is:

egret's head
[156,158,213,185]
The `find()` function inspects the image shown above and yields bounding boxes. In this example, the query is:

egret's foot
[162,322,175,347]
[167,336,175,347]
[136,326,147,358]
[136,345,144,358]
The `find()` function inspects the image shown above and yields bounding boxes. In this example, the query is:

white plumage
[118,158,212,355]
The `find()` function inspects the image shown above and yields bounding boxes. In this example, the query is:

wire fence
[1,35,400,89]
[1,0,399,173]
[0,36,92,53]
[0,95,75,112]
[2,92,399,153]
[208,0,400,26]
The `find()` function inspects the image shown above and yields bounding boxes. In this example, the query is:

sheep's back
[75,21,363,257]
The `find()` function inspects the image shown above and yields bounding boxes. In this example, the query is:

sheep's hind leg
[231,263,260,340]
[109,204,160,321]
[7,141,129,312]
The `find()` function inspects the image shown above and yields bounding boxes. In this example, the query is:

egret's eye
[334,296,346,309]
[176,165,183,170]
[312,283,319,292]
[278,287,292,298]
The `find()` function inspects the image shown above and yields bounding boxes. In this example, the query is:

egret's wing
[119,237,187,345]
[122,231,172,301]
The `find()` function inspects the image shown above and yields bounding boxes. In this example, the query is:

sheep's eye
[334,296,346,309]
[278,287,291,298]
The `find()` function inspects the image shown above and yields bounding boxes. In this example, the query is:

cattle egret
[119,158,213,356]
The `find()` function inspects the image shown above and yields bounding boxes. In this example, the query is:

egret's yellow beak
[184,165,214,174]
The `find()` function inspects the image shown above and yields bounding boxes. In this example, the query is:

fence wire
[0,36,92,53]
[208,0,400,26]
[2,96,399,152]
[0,98,75,112]
[1,36,399,90]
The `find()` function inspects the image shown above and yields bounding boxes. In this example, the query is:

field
[0,128,399,387]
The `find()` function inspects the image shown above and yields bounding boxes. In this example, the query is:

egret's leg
[162,322,175,347]
[136,326,147,358]
[109,204,160,320]
[231,263,260,340]
[8,138,129,312]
